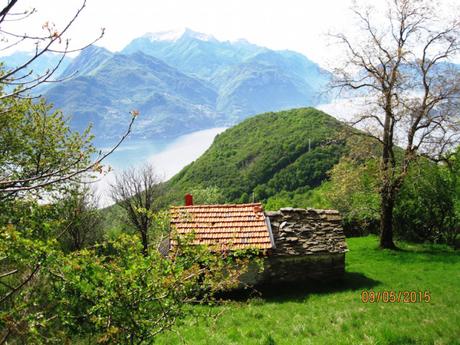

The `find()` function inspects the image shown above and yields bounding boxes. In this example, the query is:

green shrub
[394,160,459,244]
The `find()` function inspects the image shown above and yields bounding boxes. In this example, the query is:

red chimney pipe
[185,193,193,206]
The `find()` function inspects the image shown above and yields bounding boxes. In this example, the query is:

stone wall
[243,208,348,285]
[266,208,348,256]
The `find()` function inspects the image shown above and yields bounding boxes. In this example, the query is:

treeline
[265,144,460,246]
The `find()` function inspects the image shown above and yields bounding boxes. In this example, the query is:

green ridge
[164,107,347,204]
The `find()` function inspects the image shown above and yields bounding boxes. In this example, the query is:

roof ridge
[171,202,263,209]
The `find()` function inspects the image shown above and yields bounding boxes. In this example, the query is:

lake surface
[95,127,227,206]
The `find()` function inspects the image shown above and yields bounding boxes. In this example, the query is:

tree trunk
[141,231,148,256]
[379,103,397,250]
[379,192,397,249]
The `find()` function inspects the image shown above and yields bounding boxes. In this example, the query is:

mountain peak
[144,29,185,42]
[182,28,217,42]
[143,28,217,43]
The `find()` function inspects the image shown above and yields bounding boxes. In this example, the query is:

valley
[3,29,330,147]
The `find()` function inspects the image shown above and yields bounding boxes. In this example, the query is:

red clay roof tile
[170,203,273,250]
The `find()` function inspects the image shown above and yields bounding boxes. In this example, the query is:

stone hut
[170,196,348,285]
[257,207,348,284]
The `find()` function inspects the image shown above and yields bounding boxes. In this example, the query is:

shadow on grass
[379,243,460,264]
[217,271,380,302]
[349,235,460,264]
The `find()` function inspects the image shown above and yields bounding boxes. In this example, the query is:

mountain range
[1,51,72,78]
[2,29,331,145]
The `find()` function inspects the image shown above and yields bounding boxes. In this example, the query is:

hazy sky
[3,0,458,67]
[1,0,358,67]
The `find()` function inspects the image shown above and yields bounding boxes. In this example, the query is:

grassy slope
[156,236,460,345]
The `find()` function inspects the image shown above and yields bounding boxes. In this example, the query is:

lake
[95,127,227,206]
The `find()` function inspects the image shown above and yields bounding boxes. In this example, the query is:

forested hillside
[163,107,347,204]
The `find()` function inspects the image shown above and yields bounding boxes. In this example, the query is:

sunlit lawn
[156,236,460,345]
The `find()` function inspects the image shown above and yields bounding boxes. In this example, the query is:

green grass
[156,236,460,345]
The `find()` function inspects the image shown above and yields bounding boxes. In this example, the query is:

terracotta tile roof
[170,203,273,250]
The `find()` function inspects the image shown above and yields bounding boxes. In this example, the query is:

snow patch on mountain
[144,28,217,42]
[144,29,186,42]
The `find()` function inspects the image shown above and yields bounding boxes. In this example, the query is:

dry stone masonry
[242,208,348,285]
[267,207,348,256]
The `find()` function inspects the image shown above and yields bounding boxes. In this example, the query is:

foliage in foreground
[0,223,255,344]
[0,89,255,344]
[0,97,95,199]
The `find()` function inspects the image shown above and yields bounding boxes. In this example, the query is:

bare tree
[0,0,104,100]
[0,0,137,198]
[331,0,460,248]
[110,164,164,255]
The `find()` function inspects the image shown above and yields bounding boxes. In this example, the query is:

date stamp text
[361,290,431,303]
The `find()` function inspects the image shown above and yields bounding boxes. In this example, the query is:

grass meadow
[156,236,460,345]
